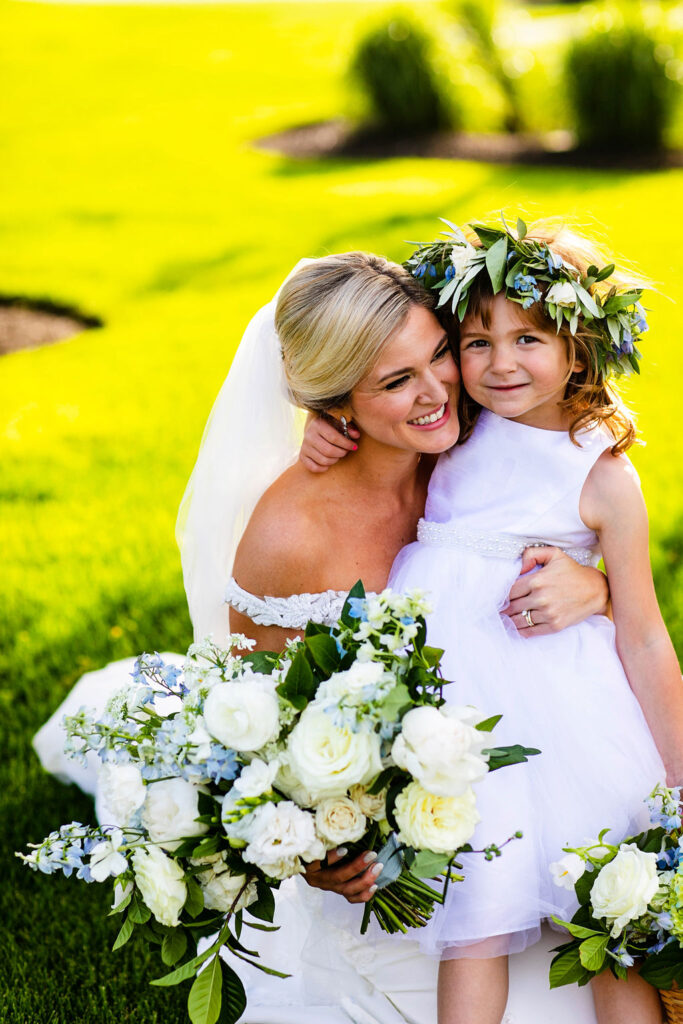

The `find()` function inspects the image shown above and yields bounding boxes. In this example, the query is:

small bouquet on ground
[549,784,683,1019]
[19,584,538,1024]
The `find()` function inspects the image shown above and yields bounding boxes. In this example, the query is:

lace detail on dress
[416,520,596,567]
[226,577,363,629]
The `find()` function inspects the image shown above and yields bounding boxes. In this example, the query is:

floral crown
[403,216,648,378]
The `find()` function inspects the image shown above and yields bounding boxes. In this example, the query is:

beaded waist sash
[416,519,596,567]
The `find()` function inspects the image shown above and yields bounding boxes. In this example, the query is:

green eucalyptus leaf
[485,744,541,771]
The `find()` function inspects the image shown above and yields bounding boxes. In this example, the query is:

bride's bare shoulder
[232,463,330,595]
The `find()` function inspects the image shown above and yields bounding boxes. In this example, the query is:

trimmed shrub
[350,17,458,136]
[565,17,675,153]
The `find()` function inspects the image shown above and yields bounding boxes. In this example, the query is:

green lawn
[3,2,683,1020]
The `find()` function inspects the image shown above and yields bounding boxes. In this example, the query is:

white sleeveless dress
[34,568,606,1023]
[389,409,665,961]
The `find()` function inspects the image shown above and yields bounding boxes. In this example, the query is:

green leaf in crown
[403,213,648,380]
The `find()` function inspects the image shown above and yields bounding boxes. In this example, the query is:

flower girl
[302,217,683,1024]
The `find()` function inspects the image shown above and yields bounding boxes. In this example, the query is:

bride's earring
[340,415,350,439]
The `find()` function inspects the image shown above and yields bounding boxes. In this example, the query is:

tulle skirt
[388,541,665,960]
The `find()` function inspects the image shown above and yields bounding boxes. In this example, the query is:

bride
[35,253,611,1024]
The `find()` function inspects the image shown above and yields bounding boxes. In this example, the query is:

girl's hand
[303,847,382,904]
[504,546,609,636]
[300,414,360,474]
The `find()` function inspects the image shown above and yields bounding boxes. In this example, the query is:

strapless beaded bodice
[225,578,377,629]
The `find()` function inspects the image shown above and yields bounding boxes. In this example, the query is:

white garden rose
[394,782,480,854]
[243,800,325,877]
[186,716,213,763]
[450,243,478,277]
[286,705,383,803]
[203,677,280,752]
[391,705,489,798]
[234,757,280,798]
[315,796,367,848]
[132,845,187,927]
[549,853,586,891]
[274,755,315,808]
[316,662,392,707]
[545,281,577,308]
[349,783,387,822]
[97,763,146,825]
[141,777,208,852]
[192,854,257,913]
[590,843,659,936]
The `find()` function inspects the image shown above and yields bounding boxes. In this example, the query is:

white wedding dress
[34,582,600,1024]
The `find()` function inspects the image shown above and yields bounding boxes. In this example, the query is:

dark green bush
[565,18,675,153]
[350,17,458,136]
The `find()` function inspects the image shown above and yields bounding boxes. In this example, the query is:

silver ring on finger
[522,609,535,628]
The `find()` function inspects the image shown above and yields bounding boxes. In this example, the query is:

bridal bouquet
[19,584,538,1024]
[549,785,683,996]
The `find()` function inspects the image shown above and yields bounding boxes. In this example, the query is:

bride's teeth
[409,403,446,426]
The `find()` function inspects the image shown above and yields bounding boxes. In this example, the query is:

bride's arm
[504,546,609,636]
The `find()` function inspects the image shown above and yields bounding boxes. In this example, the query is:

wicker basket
[661,983,683,1024]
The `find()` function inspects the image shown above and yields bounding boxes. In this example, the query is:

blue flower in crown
[546,251,564,274]
[513,274,542,309]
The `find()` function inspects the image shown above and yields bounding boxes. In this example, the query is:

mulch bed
[257,119,683,170]
[0,299,102,356]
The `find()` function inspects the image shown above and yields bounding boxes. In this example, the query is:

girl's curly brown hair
[445,219,646,456]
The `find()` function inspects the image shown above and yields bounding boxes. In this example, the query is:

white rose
[545,281,577,308]
[97,763,146,825]
[286,705,383,803]
[132,845,187,927]
[590,843,659,937]
[234,758,280,798]
[315,797,367,848]
[192,854,257,913]
[450,243,477,277]
[141,777,209,852]
[203,678,280,752]
[394,781,480,854]
[243,801,325,876]
[349,783,387,822]
[550,853,586,891]
[391,705,489,798]
[316,662,391,707]
[274,755,315,807]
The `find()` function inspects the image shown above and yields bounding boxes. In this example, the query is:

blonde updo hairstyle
[275,252,437,414]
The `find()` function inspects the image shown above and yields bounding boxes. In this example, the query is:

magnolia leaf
[378,682,411,723]
[475,714,502,733]
[185,878,205,919]
[247,881,275,923]
[550,916,603,940]
[188,955,223,1024]
[112,914,135,951]
[128,892,151,925]
[579,934,609,972]
[277,650,316,707]
[304,634,340,678]
[220,966,248,1024]
[151,942,220,987]
[485,237,508,292]
[162,928,188,967]
[549,946,592,988]
[241,651,277,674]
[409,849,452,878]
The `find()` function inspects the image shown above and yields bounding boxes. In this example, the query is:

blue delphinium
[513,274,542,309]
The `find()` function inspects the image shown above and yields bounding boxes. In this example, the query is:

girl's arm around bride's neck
[580,450,683,786]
